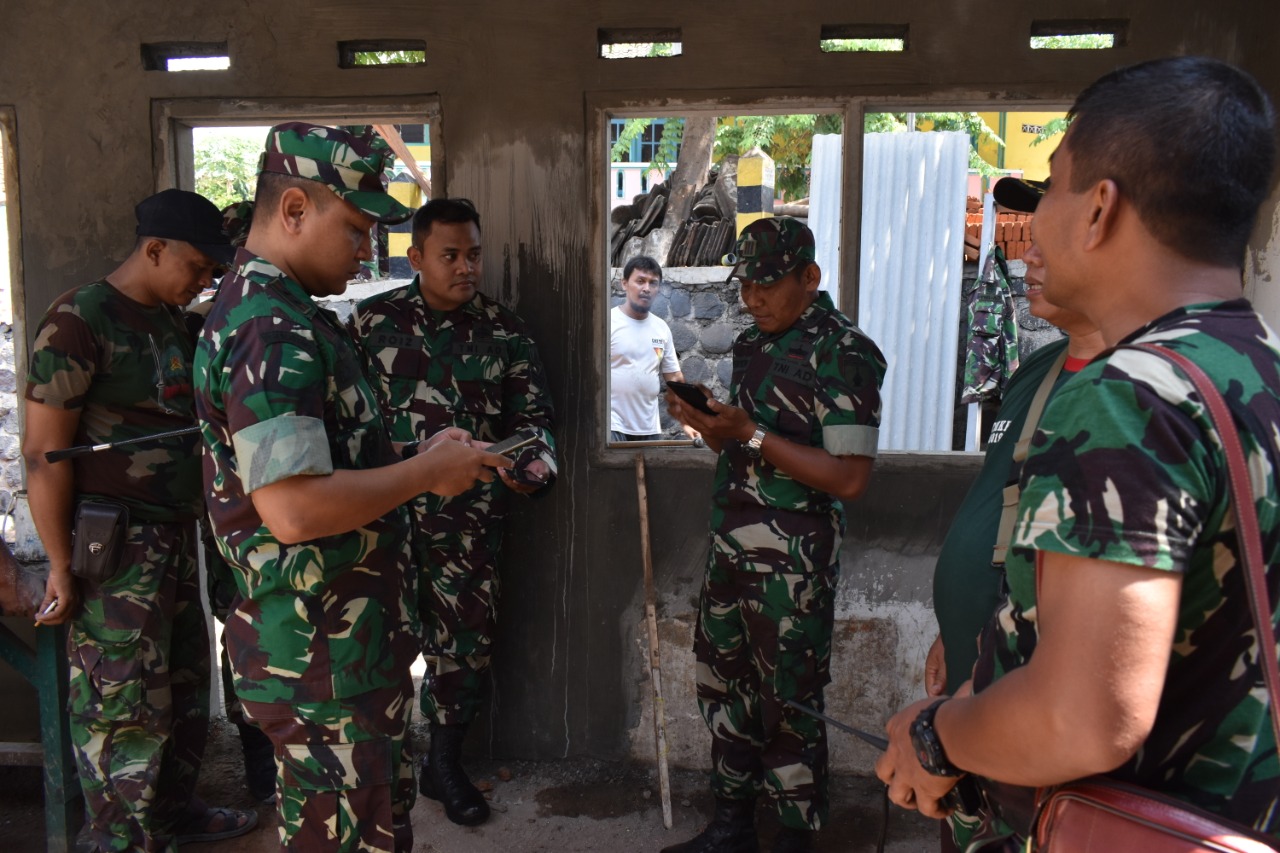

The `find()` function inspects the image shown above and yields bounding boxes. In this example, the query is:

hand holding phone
[487,428,540,457]
[666,381,717,416]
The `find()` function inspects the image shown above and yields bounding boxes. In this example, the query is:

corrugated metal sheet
[855,131,972,450]
[857,131,969,452]
[809,133,843,299]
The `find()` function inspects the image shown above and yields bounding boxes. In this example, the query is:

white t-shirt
[610,306,680,435]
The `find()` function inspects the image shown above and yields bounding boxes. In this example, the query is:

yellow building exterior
[387,140,432,259]
[976,111,1065,181]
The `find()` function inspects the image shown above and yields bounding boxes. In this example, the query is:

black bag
[70,501,129,584]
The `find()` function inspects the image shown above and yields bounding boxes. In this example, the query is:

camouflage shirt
[193,249,419,704]
[347,279,557,519]
[25,280,200,522]
[711,292,886,573]
[996,300,1280,833]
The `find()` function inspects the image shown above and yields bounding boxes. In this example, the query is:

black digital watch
[909,699,963,777]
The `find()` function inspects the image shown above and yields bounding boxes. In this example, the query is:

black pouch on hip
[70,501,129,584]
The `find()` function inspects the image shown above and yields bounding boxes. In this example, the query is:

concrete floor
[0,713,941,852]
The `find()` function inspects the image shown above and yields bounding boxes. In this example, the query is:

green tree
[350,49,426,65]
[194,133,260,210]
[1031,117,1071,147]
[610,117,683,172]
[1030,33,1114,50]
[611,106,1002,202]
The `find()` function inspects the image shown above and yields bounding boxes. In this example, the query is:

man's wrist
[910,699,963,776]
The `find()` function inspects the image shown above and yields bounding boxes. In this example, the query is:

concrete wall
[1,1,1277,767]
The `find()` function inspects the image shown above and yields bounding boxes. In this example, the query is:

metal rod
[44,425,201,464]
[784,698,889,750]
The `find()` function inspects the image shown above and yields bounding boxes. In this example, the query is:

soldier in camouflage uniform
[23,189,256,851]
[347,198,557,827]
[193,124,506,853]
[875,57,1280,846]
[665,217,887,853]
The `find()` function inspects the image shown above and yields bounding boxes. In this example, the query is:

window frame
[588,89,1074,472]
[151,96,443,198]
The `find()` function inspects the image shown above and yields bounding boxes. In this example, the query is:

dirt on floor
[4,716,940,852]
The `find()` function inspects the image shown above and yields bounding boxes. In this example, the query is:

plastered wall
[1,1,1276,762]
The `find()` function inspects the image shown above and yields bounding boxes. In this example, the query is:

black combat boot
[771,826,814,853]
[659,797,757,853]
[237,720,277,804]
[419,723,490,826]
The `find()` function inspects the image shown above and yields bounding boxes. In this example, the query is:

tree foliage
[1030,33,1114,50]
[194,133,260,210]
[1031,116,1071,147]
[350,49,426,65]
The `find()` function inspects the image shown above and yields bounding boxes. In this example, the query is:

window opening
[820,24,908,52]
[338,40,428,68]
[0,116,20,539]
[861,108,1069,454]
[604,111,843,450]
[190,120,432,282]
[1029,20,1126,49]
[142,43,231,72]
[598,28,682,59]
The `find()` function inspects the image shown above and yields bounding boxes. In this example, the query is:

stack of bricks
[964,196,1034,261]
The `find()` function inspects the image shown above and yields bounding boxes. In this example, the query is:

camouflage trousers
[67,520,210,853]
[694,553,837,831]
[418,513,505,726]
[242,676,416,853]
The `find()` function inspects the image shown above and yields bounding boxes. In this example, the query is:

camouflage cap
[723,216,816,285]
[220,200,255,248]
[258,122,413,224]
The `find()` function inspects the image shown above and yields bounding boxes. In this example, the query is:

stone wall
[0,324,19,534]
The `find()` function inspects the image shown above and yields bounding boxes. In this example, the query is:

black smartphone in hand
[667,381,717,416]
[487,428,539,457]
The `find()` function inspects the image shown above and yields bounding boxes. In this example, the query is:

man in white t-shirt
[610,256,696,442]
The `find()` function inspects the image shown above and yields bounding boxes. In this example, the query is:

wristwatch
[400,439,423,461]
[910,699,963,777]
[743,426,767,459]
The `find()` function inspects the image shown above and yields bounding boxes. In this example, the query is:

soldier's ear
[801,262,822,292]
[279,187,309,236]
[141,237,167,267]
[1082,178,1121,253]
[407,244,423,272]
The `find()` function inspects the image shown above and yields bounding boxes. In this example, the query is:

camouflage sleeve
[222,322,335,493]
[501,323,558,477]
[25,298,96,410]
[1013,350,1212,572]
[814,330,887,459]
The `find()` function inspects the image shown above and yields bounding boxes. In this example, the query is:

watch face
[911,720,940,774]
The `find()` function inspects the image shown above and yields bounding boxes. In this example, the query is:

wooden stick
[635,452,673,829]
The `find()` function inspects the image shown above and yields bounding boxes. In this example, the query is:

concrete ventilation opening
[338,40,427,68]
[1029,20,1127,49]
[598,28,682,60]
[141,42,230,71]
[819,24,908,52]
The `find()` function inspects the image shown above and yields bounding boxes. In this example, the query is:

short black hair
[1064,56,1276,268]
[411,198,481,248]
[623,255,662,281]
[253,171,333,216]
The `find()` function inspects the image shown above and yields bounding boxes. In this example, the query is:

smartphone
[487,428,540,457]
[666,381,717,416]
